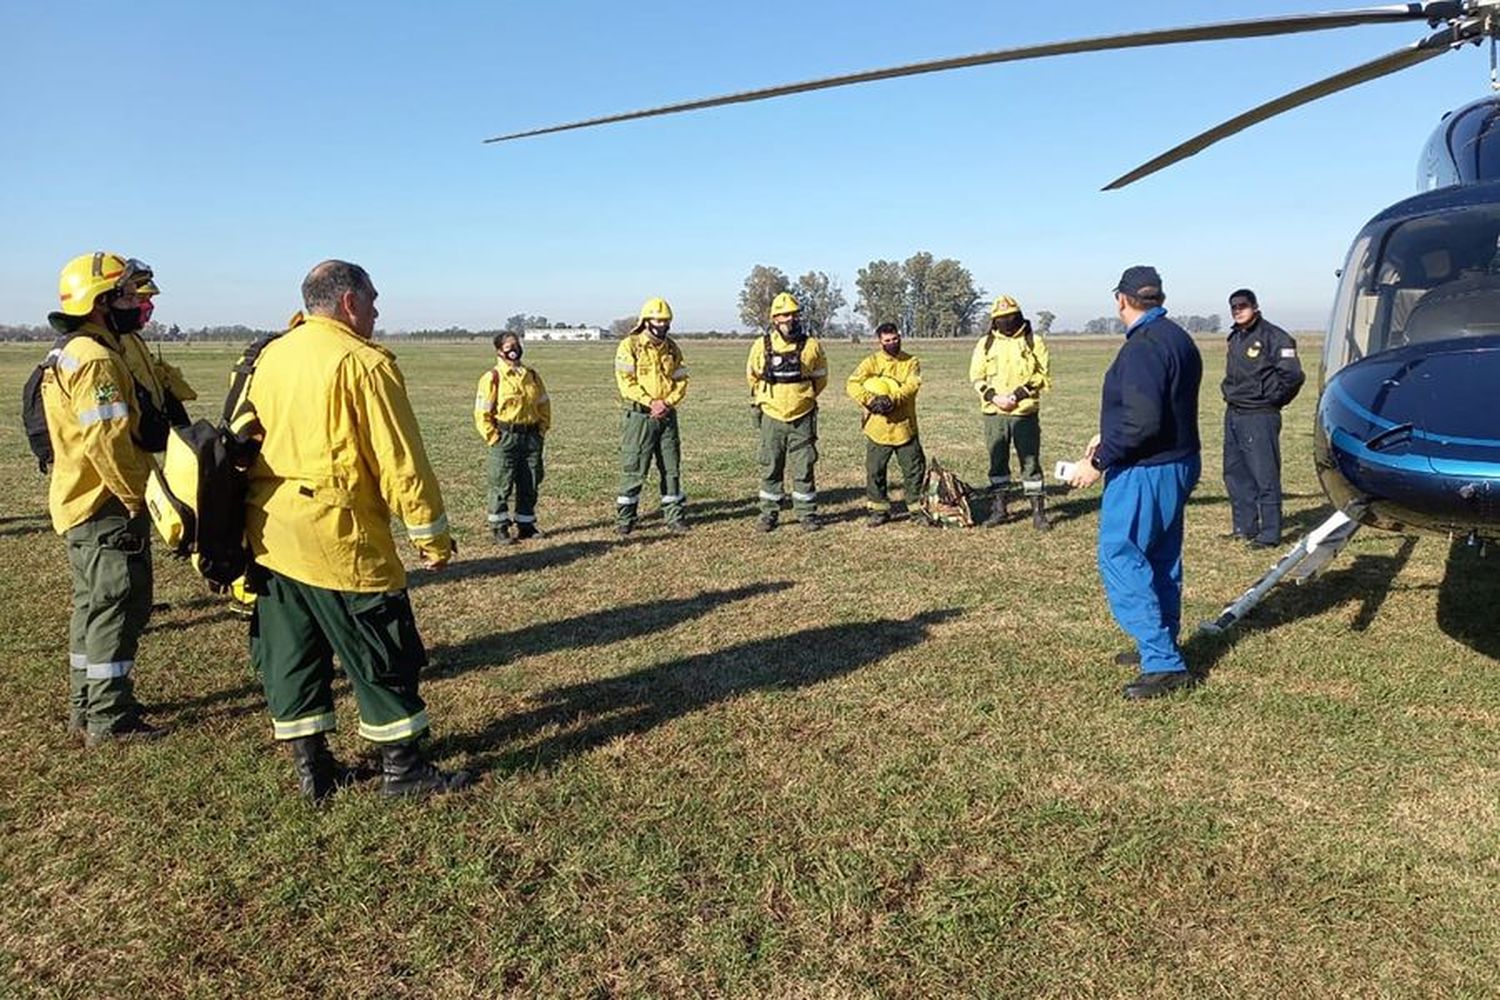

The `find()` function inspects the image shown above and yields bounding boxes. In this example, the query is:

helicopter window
[1324,207,1500,377]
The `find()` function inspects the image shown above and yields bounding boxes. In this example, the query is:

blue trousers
[1223,408,1283,544]
[1098,456,1200,674]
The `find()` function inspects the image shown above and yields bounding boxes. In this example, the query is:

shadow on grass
[411,536,669,589]
[1438,536,1500,660]
[426,581,794,679]
[1183,534,1420,676]
[144,608,243,634]
[431,608,961,776]
[1043,489,1228,528]
[0,512,51,539]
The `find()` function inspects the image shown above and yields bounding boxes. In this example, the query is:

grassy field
[4,334,1500,998]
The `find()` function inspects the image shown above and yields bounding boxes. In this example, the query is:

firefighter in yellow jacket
[243,260,469,804]
[847,321,926,527]
[614,297,690,535]
[747,291,828,531]
[969,294,1053,530]
[475,331,551,544]
[40,252,164,746]
[126,271,197,433]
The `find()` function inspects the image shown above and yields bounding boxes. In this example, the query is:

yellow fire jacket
[40,322,155,533]
[615,333,688,408]
[244,314,453,592]
[968,325,1052,417]
[745,331,828,422]
[474,362,552,445]
[119,332,198,412]
[846,350,922,446]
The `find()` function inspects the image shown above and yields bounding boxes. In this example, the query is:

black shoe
[84,717,166,748]
[1247,538,1278,550]
[756,515,777,533]
[290,734,341,806]
[983,501,1010,527]
[799,514,822,532]
[1113,649,1141,667]
[616,522,634,537]
[515,522,540,541]
[379,741,473,798]
[1122,670,1201,701]
[491,524,514,545]
[665,522,691,535]
[1030,495,1051,532]
[866,511,890,528]
[1219,531,1248,541]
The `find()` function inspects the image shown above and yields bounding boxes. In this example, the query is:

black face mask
[502,347,522,362]
[881,340,902,356]
[105,305,144,335]
[780,318,805,340]
[647,323,669,340]
[993,315,1023,336]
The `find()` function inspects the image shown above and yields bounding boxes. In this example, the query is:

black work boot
[983,495,1010,527]
[799,513,822,532]
[84,715,166,749]
[515,522,540,541]
[380,741,473,799]
[290,734,341,806]
[756,513,778,533]
[1030,494,1051,532]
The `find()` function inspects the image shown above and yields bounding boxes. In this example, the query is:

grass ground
[3,335,1500,998]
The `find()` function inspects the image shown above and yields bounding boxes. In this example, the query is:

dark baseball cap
[1114,265,1163,297]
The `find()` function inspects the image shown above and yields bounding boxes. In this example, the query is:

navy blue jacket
[1093,309,1202,471]
[1221,316,1305,411]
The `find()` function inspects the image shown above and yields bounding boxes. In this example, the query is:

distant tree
[1034,310,1056,335]
[854,259,907,332]
[504,313,527,334]
[926,257,982,337]
[738,264,790,331]
[610,315,638,339]
[790,270,846,337]
[1084,317,1126,336]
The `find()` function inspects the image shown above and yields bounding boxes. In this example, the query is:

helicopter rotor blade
[1103,22,1465,189]
[484,5,1438,143]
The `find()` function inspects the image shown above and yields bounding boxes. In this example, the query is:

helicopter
[488,2,1500,632]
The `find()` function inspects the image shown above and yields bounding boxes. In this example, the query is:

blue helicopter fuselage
[1317,98,1500,536]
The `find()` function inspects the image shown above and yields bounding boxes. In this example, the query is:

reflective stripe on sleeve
[271,712,337,741]
[405,514,450,540]
[474,396,492,411]
[77,401,130,426]
[56,352,81,372]
[85,660,133,680]
[69,652,87,669]
[615,361,636,372]
[487,512,511,524]
[358,709,431,743]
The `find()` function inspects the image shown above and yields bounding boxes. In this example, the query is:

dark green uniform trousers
[617,408,685,527]
[486,425,545,531]
[757,408,818,520]
[65,500,153,736]
[250,570,430,744]
[984,412,1044,496]
[865,436,927,511]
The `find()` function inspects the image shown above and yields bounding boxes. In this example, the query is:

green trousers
[865,436,927,511]
[486,426,545,529]
[617,408,684,527]
[250,570,430,744]
[65,500,153,735]
[984,412,1044,496]
[757,408,818,519]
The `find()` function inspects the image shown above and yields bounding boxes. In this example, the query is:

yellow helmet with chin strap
[989,294,1021,319]
[632,296,673,334]
[770,291,801,318]
[56,252,153,316]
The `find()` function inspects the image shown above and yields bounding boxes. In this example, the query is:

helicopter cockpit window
[1324,207,1500,378]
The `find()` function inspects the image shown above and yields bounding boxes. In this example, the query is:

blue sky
[1,1,1488,331]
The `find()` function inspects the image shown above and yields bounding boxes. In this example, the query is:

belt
[497,421,539,433]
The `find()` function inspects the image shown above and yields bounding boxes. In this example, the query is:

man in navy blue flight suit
[1222,288,1305,549]
[1069,265,1203,700]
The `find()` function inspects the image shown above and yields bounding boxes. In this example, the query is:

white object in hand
[1055,460,1078,482]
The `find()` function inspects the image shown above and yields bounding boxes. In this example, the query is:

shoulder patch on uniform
[94,382,121,404]
[1280,347,1297,358]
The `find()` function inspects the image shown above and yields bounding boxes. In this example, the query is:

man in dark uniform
[1222,288,1305,549]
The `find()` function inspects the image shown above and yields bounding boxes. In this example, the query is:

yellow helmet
[57,252,154,317]
[989,295,1021,319]
[639,297,673,322]
[770,291,801,318]
[861,375,900,398]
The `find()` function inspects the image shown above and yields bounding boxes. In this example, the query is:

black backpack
[145,332,279,589]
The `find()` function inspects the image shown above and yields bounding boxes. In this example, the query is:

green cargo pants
[65,500,153,736]
[487,425,545,530]
[617,408,684,528]
[250,570,430,744]
[757,408,818,520]
[984,412,1044,496]
[865,436,927,512]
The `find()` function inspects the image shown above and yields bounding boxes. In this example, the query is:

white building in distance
[523,327,604,342]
